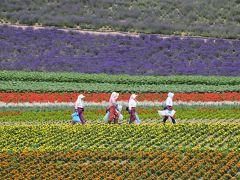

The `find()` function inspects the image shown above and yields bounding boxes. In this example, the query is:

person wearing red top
[108,92,120,124]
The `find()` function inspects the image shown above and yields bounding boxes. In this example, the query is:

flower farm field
[1,3,240,178]
[1,124,240,179]
[1,25,240,76]
[0,71,240,179]
[1,150,239,179]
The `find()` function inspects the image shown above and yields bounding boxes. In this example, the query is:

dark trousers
[77,107,85,125]
[163,116,176,124]
[129,107,136,124]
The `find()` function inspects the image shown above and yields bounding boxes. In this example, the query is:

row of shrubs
[1,71,240,85]
[1,0,240,38]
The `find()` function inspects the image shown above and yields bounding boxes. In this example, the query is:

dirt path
[2,22,239,43]
[0,22,141,37]
[0,22,202,41]
[1,22,239,45]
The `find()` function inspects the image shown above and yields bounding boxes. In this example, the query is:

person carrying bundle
[103,103,123,124]
[72,94,85,125]
[108,92,120,124]
[158,92,176,124]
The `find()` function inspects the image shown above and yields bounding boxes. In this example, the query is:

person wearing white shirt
[128,94,138,124]
[74,94,85,125]
[162,92,176,124]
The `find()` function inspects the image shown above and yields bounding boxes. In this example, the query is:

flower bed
[1,25,240,76]
[1,124,239,152]
[1,92,240,103]
[1,150,239,179]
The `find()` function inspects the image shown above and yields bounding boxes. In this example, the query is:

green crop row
[1,70,240,86]
[1,124,239,152]
[1,80,239,93]
[0,107,240,123]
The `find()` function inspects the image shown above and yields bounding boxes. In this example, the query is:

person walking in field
[73,94,86,125]
[128,94,140,124]
[158,92,176,124]
[108,92,120,124]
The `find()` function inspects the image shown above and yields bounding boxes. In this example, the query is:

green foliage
[0,107,239,124]
[1,80,239,93]
[0,71,239,93]
[0,0,240,38]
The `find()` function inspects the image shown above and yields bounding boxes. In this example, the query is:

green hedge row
[1,70,240,86]
[1,80,239,93]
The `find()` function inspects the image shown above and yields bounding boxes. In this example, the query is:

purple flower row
[0,25,239,76]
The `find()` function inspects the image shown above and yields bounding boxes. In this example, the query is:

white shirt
[166,97,173,106]
[75,99,84,109]
[129,99,137,110]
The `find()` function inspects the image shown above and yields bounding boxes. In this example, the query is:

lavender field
[0,25,240,76]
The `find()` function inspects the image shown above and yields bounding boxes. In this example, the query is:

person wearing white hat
[108,92,120,124]
[158,92,176,124]
[128,94,139,124]
[74,94,86,125]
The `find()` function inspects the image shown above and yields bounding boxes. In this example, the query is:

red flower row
[0,92,239,103]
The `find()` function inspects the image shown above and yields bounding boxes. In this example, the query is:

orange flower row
[1,150,239,179]
[0,92,239,103]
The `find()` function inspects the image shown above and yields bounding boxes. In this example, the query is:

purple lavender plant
[0,25,239,76]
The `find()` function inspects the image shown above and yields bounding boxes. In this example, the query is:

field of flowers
[1,25,240,76]
[1,124,240,179]
[2,150,239,179]
[1,3,240,179]
[0,70,239,179]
